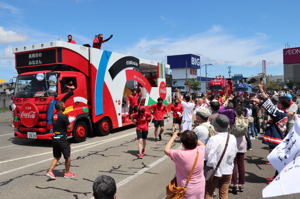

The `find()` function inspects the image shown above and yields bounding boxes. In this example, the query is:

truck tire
[73,121,88,142]
[96,118,112,136]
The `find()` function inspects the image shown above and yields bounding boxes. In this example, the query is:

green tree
[265,81,283,91]
[184,78,200,92]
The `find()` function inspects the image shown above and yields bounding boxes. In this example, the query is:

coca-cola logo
[21,111,37,119]
[159,81,167,100]
[20,103,39,127]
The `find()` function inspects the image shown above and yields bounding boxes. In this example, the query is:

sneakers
[265,161,271,165]
[64,171,76,179]
[142,148,145,154]
[139,154,143,159]
[46,171,56,180]
[158,134,162,141]
[238,185,244,192]
[232,185,238,195]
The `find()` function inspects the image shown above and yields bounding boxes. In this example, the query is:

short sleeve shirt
[128,94,139,106]
[171,103,183,119]
[132,112,152,131]
[181,101,195,121]
[151,104,167,121]
[53,113,70,140]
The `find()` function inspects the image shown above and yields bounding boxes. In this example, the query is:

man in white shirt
[179,95,195,131]
[205,114,238,199]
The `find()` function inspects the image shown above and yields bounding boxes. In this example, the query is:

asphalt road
[0,111,300,199]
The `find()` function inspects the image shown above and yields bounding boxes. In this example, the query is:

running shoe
[64,171,76,179]
[159,134,162,141]
[266,177,274,181]
[265,161,271,165]
[46,171,56,180]
[231,185,238,195]
[139,154,143,159]
[238,185,244,192]
[142,148,145,154]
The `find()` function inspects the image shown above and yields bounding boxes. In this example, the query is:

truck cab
[13,70,89,142]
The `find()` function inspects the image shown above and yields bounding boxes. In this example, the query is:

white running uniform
[181,101,195,131]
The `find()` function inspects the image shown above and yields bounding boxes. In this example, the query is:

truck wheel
[73,121,88,142]
[96,118,112,136]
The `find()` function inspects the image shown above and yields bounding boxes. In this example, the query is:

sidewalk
[229,138,300,199]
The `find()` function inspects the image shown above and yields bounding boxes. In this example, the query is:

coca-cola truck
[12,41,171,142]
[208,76,233,96]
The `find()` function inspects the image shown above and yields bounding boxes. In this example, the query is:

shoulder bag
[204,133,230,182]
[166,150,199,199]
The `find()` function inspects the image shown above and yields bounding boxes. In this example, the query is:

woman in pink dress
[164,130,206,199]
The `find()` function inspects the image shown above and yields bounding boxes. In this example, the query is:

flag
[263,156,300,198]
[267,116,300,172]
[262,116,300,197]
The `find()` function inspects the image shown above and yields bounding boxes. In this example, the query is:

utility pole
[228,66,231,78]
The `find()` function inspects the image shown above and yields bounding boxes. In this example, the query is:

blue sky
[0,0,300,81]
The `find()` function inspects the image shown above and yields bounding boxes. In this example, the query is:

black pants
[245,129,252,150]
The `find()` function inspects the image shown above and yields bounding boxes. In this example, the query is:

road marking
[0,145,15,149]
[0,131,136,165]
[117,155,168,188]
[0,131,136,176]
[0,133,12,137]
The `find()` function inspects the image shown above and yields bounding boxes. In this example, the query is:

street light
[203,64,213,79]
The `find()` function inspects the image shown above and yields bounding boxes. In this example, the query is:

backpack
[232,116,249,137]
[201,122,216,138]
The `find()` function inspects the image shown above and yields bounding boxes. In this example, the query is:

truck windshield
[14,73,58,98]
[209,85,223,91]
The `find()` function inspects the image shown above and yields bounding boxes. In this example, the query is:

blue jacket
[262,98,288,148]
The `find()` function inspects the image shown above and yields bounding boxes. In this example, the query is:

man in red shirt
[128,89,139,115]
[93,33,113,49]
[171,98,183,133]
[131,108,153,159]
[67,35,76,44]
[151,97,168,141]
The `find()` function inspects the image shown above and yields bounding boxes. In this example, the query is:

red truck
[208,76,233,96]
[11,41,172,142]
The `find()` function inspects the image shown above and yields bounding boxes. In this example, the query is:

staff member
[171,98,183,133]
[131,108,153,159]
[128,89,139,115]
[151,97,168,141]
[46,101,75,179]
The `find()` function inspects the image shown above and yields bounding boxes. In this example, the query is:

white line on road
[117,155,168,188]
[0,131,135,165]
[0,133,12,137]
[0,145,15,149]
[0,131,136,176]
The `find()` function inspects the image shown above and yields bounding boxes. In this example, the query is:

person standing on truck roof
[131,108,153,159]
[128,89,139,115]
[151,97,168,141]
[46,101,76,180]
[93,33,113,49]
[67,35,76,44]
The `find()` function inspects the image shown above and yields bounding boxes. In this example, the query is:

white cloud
[0,26,27,44]
[208,25,223,33]
[0,1,20,15]
[121,26,282,68]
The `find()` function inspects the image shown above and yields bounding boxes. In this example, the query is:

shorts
[52,139,71,159]
[136,130,148,139]
[154,120,164,128]
[173,118,182,124]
